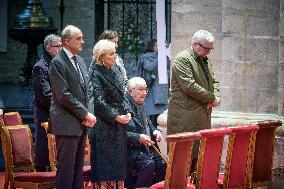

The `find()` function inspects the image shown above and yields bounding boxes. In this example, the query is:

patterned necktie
[72,56,84,84]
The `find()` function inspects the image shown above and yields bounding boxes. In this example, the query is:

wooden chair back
[149,132,200,189]
[3,112,23,126]
[218,124,259,189]
[251,120,282,188]
[0,124,55,189]
[164,132,201,189]
[41,122,91,170]
[195,128,232,189]
[41,122,91,185]
[41,122,57,171]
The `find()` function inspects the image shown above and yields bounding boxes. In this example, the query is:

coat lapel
[188,49,210,90]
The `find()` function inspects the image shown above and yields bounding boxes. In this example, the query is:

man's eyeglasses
[50,45,62,48]
[134,88,148,93]
[197,43,214,52]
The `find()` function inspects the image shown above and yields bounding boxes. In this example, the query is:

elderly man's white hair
[92,39,115,64]
[128,77,146,90]
[192,30,214,43]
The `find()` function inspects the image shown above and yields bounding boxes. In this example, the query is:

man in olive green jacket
[167,29,220,136]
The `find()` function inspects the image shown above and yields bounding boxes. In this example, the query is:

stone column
[279,0,284,117]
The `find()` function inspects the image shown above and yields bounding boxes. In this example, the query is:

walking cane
[150,144,168,164]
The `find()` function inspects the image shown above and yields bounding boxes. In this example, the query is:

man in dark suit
[49,25,96,189]
[32,34,61,171]
[125,77,167,189]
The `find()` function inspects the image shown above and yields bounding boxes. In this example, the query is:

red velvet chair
[2,112,23,126]
[250,120,282,188]
[218,124,259,189]
[194,128,232,189]
[150,127,232,189]
[0,125,56,189]
[150,132,200,189]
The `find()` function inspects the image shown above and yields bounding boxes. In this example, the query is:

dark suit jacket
[49,49,89,136]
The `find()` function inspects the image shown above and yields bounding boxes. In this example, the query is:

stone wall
[279,0,284,117]
[171,1,284,184]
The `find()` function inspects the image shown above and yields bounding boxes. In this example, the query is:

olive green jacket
[167,48,219,135]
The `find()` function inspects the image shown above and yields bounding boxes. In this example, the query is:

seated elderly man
[125,77,167,189]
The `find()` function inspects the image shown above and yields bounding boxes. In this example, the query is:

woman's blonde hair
[92,39,115,65]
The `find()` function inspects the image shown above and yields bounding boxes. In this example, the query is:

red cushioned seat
[14,171,56,182]
[150,180,196,189]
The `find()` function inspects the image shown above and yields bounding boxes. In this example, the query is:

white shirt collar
[63,47,75,59]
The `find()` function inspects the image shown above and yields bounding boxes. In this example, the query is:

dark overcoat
[126,95,157,166]
[87,62,128,181]
[32,50,52,167]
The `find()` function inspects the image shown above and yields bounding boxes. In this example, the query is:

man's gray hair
[61,25,81,42]
[128,77,146,89]
[192,30,214,43]
[44,34,61,47]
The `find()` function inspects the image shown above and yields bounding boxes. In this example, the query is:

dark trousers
[34,110,49,171]
[126,150,167,189]
[55,134,86,189]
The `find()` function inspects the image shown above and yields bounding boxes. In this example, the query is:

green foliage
[118,22,144,54]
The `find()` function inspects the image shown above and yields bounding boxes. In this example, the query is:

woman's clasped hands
[115,113,132,125]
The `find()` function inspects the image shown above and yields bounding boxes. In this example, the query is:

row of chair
[0,111,93,189]
[0,112,282,189]
[150,120,282,189]
[0,112,56,188]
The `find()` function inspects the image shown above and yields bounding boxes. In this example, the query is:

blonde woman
[88,40,132,189]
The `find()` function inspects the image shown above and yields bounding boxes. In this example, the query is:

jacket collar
[188,47,208,62]
[43,50,52,67]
